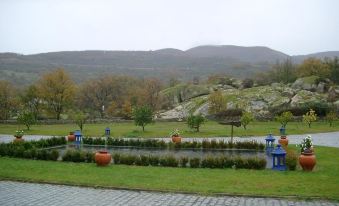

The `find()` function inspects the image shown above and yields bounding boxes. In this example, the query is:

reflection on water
[46,144,273,168]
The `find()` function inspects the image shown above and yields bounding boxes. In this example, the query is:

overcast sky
[0,0,338,55]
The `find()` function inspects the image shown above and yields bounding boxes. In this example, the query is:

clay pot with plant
[298,135,316,171]
[14,130,24,142]
[170,129,182,143]
[67,131,75,142]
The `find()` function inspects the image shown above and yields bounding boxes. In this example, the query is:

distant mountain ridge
[0,45,338,86]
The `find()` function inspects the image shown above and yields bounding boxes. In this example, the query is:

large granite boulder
[290,90,325,107]
[292,76,319,91]
[161,84,210,105]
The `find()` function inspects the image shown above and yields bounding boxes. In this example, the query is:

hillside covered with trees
[1,56,338,126]
[1,45,339,86]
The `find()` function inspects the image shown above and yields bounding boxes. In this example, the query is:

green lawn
[1,120,338,138]
[0,146,338,200]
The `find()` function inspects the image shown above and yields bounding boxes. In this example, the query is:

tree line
[255,57,339,85]
[0,68,164,122]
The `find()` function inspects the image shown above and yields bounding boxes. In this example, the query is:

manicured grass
[0,146,339,200]
[0,120,338,138]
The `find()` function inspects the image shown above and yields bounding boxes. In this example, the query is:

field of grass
[0,146,338,200]
[0,120,338,138]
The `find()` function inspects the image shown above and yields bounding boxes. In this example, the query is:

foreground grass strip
[1,146,339,200]
[0,121,339,137]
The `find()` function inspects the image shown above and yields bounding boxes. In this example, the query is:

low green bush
[120,154,137,165]
[48,150,59,161]
[222,157,234,168]
[201,156,217,168]
[23,149,34,159]
[13,146,25,158]
[286,149,298,171]
[189,157,201,168]
[234,157,246,169]
[62,150,86,162]
[82,137,265,150]
[135,155,149,166]
[112,153,121,164]
[159,155,178,167]
[149,155,159,166]
[62,150,73,162]
[85,151,94,163]
[180,156,189,168]
[36,150,48,160]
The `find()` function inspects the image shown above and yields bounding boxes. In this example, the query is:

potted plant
[170,128,182,143]
[14,130,24,142]
[95,150,112,166]
[298,135,316,171]
[67,131,75,142]
[278,126,288,146]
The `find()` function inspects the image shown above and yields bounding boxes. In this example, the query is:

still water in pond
[47,144,273,168]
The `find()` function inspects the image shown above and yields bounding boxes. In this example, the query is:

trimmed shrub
[202,140,211,149]
[48,150,59,161]
[201,156,216,168]
[36,150,48,160]
[112,153,121,164]
[214,156,225,168]
[286,149,297,171]
[71,150,86,162]
[222,157,234,168]
[135,155,149,166]
[140,155,149,166]
[82,137,264,151]
[189,157,200,168]
[85,151,94,163]
[149,155,159,166]
[13,146,25,158]
[159,155,178,167]
[256,158,267,170]
[62,150,86,162]
[234,157,247,169]
[210,140,218,149]
[62,150,73,162]
[23,149,33,159]
[201,156,226,169]
[180,156,189,168]
[120,154,137,165]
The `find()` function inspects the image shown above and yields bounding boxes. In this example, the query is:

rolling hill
[0,45,338,86]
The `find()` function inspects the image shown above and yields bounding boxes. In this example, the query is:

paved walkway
[1,132,339,147]
[0,134,53,143]
[0,181,338,206]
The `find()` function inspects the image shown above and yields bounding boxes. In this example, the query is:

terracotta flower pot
[67,133,75,142]
[278,136,288,146]
[14,136,24,143]
[95,150,112,166]
[171,135,182,143]
[299,152,316,171]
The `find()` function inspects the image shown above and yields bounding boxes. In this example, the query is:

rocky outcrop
[292,76,318,91]
[292,76,330,93]
[161,84,210,105]
[159,82,335,120]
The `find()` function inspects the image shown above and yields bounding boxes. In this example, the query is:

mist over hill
[0,45,338,86]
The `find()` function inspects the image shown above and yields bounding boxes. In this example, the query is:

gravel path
[1,132,339,147]
[0,181,338,206]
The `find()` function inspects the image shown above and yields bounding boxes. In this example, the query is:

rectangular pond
[45,144,273,168]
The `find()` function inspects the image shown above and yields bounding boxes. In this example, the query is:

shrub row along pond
[83,137,265,150]
[0,137,267,170]
[0,137,66,161]
[61,149,266,170]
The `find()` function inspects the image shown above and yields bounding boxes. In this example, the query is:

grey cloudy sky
[0,0,338,55]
